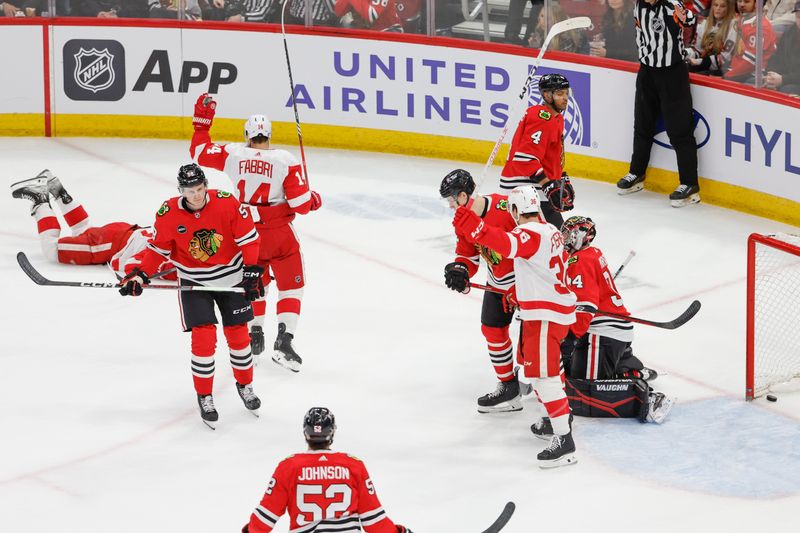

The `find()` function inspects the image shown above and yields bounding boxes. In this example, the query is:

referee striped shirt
[634,0,696,67]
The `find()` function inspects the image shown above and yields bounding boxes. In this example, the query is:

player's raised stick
[281,1,310,184]
[476,16,591,194]
[613,250,636,280]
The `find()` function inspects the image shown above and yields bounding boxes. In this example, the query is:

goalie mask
[508,185,540,221]
[303,407,336,444]
[561,216,596,253]
[244,114,272,142]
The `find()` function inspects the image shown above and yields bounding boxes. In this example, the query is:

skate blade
[248,410,260,418]
[538,453,578,469]
[670,194,700,208]
[9,176,48,191]
[477,399,523,414]
[617,183,644,195]
[272,353,301,373]
[202,419,217,430]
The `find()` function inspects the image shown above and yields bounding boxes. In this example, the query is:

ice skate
[477,377,523,413]
[250,325,265,358]
[42,169,73,204]
[646,392,675,424]
[530,414,573,441]
[616,173,645,195]
[669,184,700,207]
[515,366,533,397]
[537,432,578,469]
[236,382,261,417]
[10,176,50,215]
[273,323,302,373]
[197,394,219,430]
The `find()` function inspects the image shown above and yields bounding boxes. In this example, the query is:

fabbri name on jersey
[239,159,274,177]
[297,466,351,481]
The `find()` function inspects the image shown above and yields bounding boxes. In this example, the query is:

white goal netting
[749,233,800,399]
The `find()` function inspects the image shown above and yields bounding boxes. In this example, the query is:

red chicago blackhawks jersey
[454,194,516,290]
[140,190,259,286]
[469,213,576,324]
[565,246,633,342]
[334,0,403,32]
[190,131,312,227]
[500,105,565,191]
[724,13,777,80]
[247,450,399,533]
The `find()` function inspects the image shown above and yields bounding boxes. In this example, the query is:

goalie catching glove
[118,268,150,297]
[541,174,575,212]
[192,92,217,132]
[239,265,265,301]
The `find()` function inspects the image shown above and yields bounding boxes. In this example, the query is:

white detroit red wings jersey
[247,450,399,533]
[191,131,312,224]
[565,246,633,342]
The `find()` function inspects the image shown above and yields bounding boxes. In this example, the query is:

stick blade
[17,251,50,286]
[551,15,592,33]
[668,299,701,329]
[481,502,516,533]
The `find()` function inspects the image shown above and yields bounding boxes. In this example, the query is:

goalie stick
[17,252,244,293]
[281,1,310,184]
[481,502,515,533]
[477,16,592,193]
[468,282,701,330]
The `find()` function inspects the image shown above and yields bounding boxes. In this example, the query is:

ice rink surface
[1,137,799,532]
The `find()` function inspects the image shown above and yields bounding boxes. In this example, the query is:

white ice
[1,137,799,532]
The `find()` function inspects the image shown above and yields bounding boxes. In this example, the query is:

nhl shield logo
[74,48,115,93]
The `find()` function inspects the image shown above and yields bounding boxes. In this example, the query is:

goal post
[746,233,800,401]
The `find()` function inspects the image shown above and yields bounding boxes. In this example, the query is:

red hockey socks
[481,325,514,382]
[191,324,217,395]
[276,287,303,335]
[223,324,253,385]
[535,376,572,435]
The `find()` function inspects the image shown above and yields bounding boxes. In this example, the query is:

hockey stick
[470,281,504,294]
[17,252,244,293]
[576,300,702,330]
[613,250,636,280]
[477,16,591,193]
[481,502,516,533]
[281,1,310,184]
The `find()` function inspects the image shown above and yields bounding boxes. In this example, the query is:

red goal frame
[746,233,800,400]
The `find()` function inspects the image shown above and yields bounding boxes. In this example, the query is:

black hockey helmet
[303,407,336,444]
[439,169,475,199]
[177,163,207,189]
[561,215,596,253]
[538,73,570,93]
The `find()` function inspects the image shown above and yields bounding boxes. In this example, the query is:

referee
[616,0,700,208]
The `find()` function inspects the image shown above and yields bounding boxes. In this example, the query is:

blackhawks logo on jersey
[539,109,552,121]
[216,190,232,198]
[568,255,579,265]
[496,199,508,211]
[477,244,503,266]
[157,202,170,217]
[188,228,223,262]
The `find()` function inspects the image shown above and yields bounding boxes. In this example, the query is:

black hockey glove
[396,526,414,533]
[240,265,265,301]
[560,331,578,358]
[444,262,470,294]
[542,174,575,212]
[118,268,150,297]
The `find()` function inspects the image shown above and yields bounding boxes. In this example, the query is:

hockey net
[746,233,800,400]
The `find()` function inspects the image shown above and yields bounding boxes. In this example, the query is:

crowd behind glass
[2,0,798,95]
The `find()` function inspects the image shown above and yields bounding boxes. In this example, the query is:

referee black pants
[630,62,698,188]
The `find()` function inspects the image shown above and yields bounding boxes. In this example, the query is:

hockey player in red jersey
[119,164,263,428]
[453,185,578,468]
[559,216,675,424]
[440,169,532,413]
[10,169,173,279]
[334,0,404,32]
[191,93,321,373]
[501,73,576,228]
[244,407,413,533]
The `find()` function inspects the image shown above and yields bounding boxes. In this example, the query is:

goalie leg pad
[566,377,649,421]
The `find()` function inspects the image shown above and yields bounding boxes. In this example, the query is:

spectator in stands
[686,0,737,75]
[396,0,421,33]
[589,0,638,61]
[335,0,403,31]
[149,0,202,18]
[766,0,796,34]
[764,0,800,93]
[284,0,338,27]
[20,0,70,15]
[724,0,777,82]
[528,3,587,52]
[72,0,148,17]
[2,0,25,15]
[505,0,543,45]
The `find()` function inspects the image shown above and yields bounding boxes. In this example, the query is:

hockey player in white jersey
[453,185,578,468]
[190,93,321,372]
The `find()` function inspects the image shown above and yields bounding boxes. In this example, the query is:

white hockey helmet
[508,185,540,220]
[244,114,272,141]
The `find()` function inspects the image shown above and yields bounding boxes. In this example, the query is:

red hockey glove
[192,92,216,131]
[444,261,471,294]
[118,268,150,297]
[452,206,486,240]
[502,284,518,313]
[542,175,575,212]
[239,265,265,301]
[310,190,322,211]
